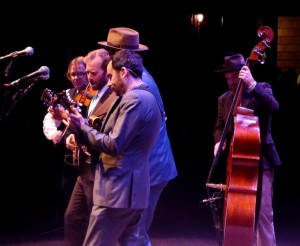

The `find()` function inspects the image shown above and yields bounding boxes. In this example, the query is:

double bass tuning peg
[262,40,271,49]
[252,48,267,64]
[259,59,265,65]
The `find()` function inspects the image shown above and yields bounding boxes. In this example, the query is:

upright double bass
[206,26,274,246]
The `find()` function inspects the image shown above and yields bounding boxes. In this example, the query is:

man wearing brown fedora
[67,49,162,245]
[98,27,178,246]
[213,53,281,246]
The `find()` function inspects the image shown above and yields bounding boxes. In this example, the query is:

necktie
[88,93,99,117]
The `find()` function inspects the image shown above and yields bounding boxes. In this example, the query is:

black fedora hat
[215,54,245,73]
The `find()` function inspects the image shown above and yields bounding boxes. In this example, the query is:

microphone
[4,66,50,87]
[206,183,226,191]
[30,73,50,82]
[0,47,34,61]
[201,197,222,203]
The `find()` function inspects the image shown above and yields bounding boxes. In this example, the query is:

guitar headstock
[40,88,56,107]
[40,88,82,111]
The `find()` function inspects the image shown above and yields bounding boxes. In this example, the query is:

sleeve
[42,112,63,140]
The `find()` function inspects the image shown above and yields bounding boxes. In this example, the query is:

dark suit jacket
[213,82,281,169]
[63,87,116,181]
[77,87,116,181]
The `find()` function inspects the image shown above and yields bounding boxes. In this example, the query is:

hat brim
[98,41,149,52]
[215,65,244,74]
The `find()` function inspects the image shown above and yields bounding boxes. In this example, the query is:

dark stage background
[0,4,299,241]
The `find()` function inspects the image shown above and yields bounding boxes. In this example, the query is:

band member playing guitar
[43,49,116,246]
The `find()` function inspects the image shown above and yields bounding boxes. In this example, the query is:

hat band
[107,41,139,50]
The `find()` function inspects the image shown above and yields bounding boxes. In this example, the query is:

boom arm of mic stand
[4,83,35,122]
[5,59,14,78]
[0,60,15,125]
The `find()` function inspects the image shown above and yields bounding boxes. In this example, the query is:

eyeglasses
[69,72,86,78]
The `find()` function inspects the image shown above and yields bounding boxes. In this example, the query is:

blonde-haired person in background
[63,48,116,246]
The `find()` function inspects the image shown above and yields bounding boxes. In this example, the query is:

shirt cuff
[248,81,257,91]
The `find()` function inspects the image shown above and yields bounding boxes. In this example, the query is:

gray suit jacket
[77,84,162,208]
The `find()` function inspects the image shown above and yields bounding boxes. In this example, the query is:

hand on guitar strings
[48,104,70,121]
[63,106,85,134]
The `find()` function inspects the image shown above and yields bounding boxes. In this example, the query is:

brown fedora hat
[98,27,148,52]
[215,54,245,73]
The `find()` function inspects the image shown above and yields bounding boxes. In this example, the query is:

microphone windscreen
[25,47,34,56]
[40,66,50,75]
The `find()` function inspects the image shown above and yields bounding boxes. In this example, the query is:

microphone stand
[4,83,35,124]
[0,60,15,126]
[205,176,224,246]
[5,59,14,78]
